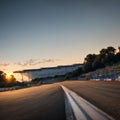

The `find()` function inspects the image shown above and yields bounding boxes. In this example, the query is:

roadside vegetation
[65,46,120,79]
[1,46,120,87]
[0,71,21,87]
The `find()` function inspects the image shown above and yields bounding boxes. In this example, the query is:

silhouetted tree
[0,71,6,87]
[0,71,17,87]
[115,46,120,63]
[118,46,120,53]
[83,54,96,72]
[100,48,108,56]
[92,55,105,69]
[106,46,116,55]
[64,46,120,80]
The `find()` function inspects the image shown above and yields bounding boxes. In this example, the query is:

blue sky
[0,0,120,73]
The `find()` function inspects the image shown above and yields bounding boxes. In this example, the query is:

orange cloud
[0,62,10,67]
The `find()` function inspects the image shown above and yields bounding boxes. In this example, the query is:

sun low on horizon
[0,0,120,79]
[5,72,12,79]
[4,72,14,82]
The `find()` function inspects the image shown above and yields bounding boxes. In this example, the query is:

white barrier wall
[17,64,82,80]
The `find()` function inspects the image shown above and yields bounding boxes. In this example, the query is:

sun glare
[6,73,12,80]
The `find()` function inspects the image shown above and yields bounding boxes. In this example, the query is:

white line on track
[61,85,115,120]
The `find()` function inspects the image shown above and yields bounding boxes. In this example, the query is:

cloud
[15,58,59,67]
[0,62,10,67]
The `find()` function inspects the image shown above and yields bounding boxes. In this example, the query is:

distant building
[14,64,82,81]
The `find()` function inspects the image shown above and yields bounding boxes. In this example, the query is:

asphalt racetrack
[0,83,66,120]
[0,81,120,120]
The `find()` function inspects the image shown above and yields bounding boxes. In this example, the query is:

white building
[14,64,82,81]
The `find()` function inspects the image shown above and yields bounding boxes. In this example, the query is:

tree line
[65,46,120,79]
[0,71,17,87]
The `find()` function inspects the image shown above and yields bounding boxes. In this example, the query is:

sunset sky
[0,0,120,74]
